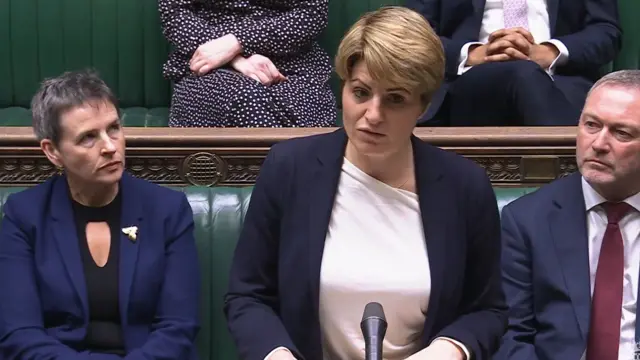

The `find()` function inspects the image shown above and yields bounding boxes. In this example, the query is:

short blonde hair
[335,6,445,104]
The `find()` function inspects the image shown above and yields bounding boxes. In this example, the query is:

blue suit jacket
[494,173,591,360]
[406,0,622,122]
[224,129,507,360]
[0,172,200,360]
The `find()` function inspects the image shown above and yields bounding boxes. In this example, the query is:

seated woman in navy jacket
[0,70,200,359]
[224,6,507,360]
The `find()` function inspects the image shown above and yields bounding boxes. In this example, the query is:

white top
[580,178,640,360]
[318,158,431,360]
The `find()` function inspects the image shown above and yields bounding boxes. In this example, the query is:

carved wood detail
[0,127,579,187]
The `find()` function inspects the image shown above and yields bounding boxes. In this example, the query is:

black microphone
[360,302,388,360]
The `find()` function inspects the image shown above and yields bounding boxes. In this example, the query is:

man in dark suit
[407,0,621,126]
[495,69,640,360]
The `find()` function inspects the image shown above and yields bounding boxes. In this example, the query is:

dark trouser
[440,60,592,126]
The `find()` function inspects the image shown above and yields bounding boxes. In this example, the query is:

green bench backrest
[0,0,171,109]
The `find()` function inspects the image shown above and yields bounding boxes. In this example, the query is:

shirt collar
[581,176,640,212]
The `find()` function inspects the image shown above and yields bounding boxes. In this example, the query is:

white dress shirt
[580,177,640,360]
[458,0,569,76]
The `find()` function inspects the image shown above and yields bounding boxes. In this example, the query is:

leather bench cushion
[0,107,169,127]
[0,184,536,360]
[179,186,252,360]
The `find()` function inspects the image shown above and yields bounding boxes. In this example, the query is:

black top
[71,190,125,355]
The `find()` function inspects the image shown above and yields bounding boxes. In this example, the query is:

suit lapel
[466,0,487,41]
[549,173,590,340]
[411,138,448,341]
[118,173,143,324]
[51,176,89,317]
[547,0,559,35]
[473,0,486,14]
[308,130,347,317]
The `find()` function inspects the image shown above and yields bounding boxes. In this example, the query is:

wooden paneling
[0,126,578,187]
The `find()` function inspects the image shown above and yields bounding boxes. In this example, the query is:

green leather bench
[0,185,537,359]
[1,0,639,126]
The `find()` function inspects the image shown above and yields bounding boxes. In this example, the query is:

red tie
[586,202,633,360]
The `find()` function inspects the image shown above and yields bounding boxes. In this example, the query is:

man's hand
[529,43,560,69]
[467,27,534,66]
[231,54,287,85]
[404,339,466,360]
[190,34,242,75]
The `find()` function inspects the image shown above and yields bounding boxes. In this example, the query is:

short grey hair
[588,69,640,98]
[31,69,120,145]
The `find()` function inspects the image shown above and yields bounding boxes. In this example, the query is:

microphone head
[361,302,387,324]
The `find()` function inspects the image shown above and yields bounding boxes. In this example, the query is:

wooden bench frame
[0,126,577,187]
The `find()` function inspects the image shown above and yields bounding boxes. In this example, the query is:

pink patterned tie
[503,0,529,29]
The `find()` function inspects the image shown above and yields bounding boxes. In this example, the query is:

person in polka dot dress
[158,0,338,128]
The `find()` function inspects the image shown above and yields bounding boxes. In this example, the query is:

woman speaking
[224,6,507,360]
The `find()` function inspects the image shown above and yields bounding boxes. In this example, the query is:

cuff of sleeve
[541,39,569,75]
[433,337,471,360]
[232,28,256,57]
[264,346,291,360]
[458,42,483,75]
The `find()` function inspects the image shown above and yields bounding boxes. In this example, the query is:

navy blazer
[224,129,507,360]
[0,173,200,360]
[494,173,591,360]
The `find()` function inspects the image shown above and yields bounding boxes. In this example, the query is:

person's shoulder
[268,129,341,159]
[416,140,489,183]
[259,129,344,179]
[0,176,61,229]
[125,173,186,207]
[3,176,58,211]
[503,173,578,215]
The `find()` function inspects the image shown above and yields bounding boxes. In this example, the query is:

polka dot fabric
[158,0,337,127]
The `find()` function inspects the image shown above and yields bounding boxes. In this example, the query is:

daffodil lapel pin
[122,226,138,242]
